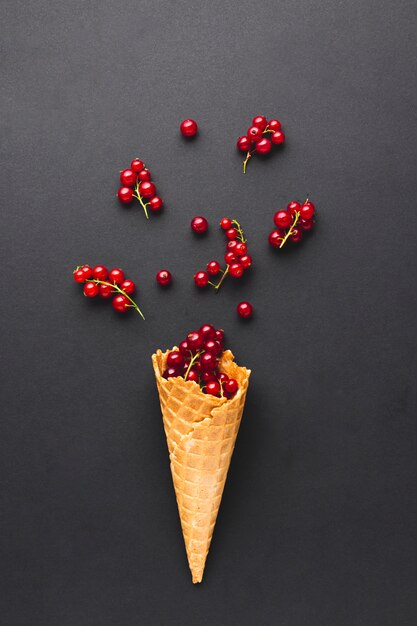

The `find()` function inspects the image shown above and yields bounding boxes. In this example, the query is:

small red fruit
[223,378,238,396]
[149,196,163,212]
[207,260,221,275]
[187,331,203,351]
[269,230,285,248]
[220,217,232,230]
[252,115,268,131]
[109,268,125,285]
[199,324,216,340]
[237,136,251,152]
[112,294,130,313]
[237,301,253,319]
[256,137,272,154]
[229,263,244,278]
[274,210,292,229]
[191,216,208,234]
[287,201,301,215]
[215,329,224,343]
[186,368,199,383]
[300,201,315,220]
[268,119,281,131]
[83,282,99,298]
[247,126,263,142]
[180,119,198,137]
[200,351,217,372]
[120,279,135,294]
[73,269,86,283]
[138,169,151,182]
[194,271,209,288]
[224,251,237,265]
[240,254,252,269]
[226,228,238,240]
[271,130,285,145]
[92,265,108,280]
[163,367,180,379]
[118,187,133,204]
[205,380,221,396]
[218,373,229,383]
[290,227,303,243]
[120,169,136,187]
[204,339,221,355]
[99,283,113,299]
[300,218,314,231]
[227,240,238,252]
[167,351,184,369]
[156,270,172,286]
[235,242,247,256]
[130,159,144,173]
[139,181,156,199]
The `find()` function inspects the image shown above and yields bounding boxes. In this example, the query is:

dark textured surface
[1,1,417,624]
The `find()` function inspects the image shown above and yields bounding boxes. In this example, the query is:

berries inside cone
[161,325,239,398]
[269,199,316,250]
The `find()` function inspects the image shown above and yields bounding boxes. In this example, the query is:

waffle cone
[152,348,250,583]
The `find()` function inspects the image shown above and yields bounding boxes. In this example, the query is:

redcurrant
[156,270,172,286]
[237,301,253,319]
[194,271,209,288]
[180,119,198,137]
[118,187,133,204]
[191,216,208,234]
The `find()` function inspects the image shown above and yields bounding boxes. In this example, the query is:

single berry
[163,367,180,379]
[274,210,292,229]
[300,201,315,220]
[156,270,172,286]
[149,196,163,212]
[92,265,108,280]
[229,262,244,278]
[130,159,144,173]
[118,187,133,204]
[139,181,156,198]
[207,260,221,275]
[180,119,198,137]
[120,279,135,294]
[247,126,263,142]
[186,368,199,383]
[256,138,272,154]
[73,269,86,283]
[269,230,285,248]
[223,378,238,396]
[200,351,217,372]
[300,218,314,231]
[218,372,229,383]
[227,240,238,251]
[202,371,217,383]
[235,242,247,256]
[194,271,209,288]
[287,201,301,215]
[220,217,232,230]
[200,324,216,340]
[237,301,253,319]
[109,268,125,285]
[237,136,251,152]
[81,265,92,279]
[240,254,252,269]
[205,380,221,396]
[112,294,130,312]
[167,351,184,369]
[138,169,151,182]
[224,251,237,265]
[268,119,281,131]
[252,115,267,131]
[187,331,203,351]
[290,227,303,243]
[179,340,190,356]
[271,130,285,145]
[204,339,221,355]
[215,329,224,343]
[83,282,99,298]
[120,169,136,187]
[191,216,208,234]
[226,228,238,240]
[99,283,113,299]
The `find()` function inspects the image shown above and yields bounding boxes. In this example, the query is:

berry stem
[91,279,145,319]
[231,219,246,242]
[279,211,300,249]
[213,266,229,291]
[184,351,202,381]
[243,150,253,174]
[132,181,149,219]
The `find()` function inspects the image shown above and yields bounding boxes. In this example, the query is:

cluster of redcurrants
[162,324,239,398]
[268,199,316,250]
[73,264,145,319]
[237,115,285,173]
[117,158,163,219]
[194,217,252,290]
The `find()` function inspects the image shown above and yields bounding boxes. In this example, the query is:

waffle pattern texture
[152,348,251,583]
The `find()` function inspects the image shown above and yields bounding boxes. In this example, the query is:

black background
[1,1,417,624]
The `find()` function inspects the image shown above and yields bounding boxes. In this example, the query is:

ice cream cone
[152,348,250,583]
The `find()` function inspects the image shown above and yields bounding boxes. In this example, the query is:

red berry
[149,196,163,212]
[271,130,285,145]
[237,301,253,319]
[287,201,301,215]
[163,367,180,379]
[274,210,292,229]
[180,119,198,137]
[186,368,199,383]
[226,228,238,240]
[229,262,244,278]
[200,351,217,372]
[207,260,221,275]
[224,251,237,265]
[223,378,238,396]
[120,169,136,187]
[227,240,238,252]
[252,115,267,131]
[179,340,190,356]
[130,158,144,173]
[218,372,229,383]
[187,331,203,351]
[99,283,113,299]
[235,242,247,257]
[240,254,252,269]
[268,119,281,131]
[139,181,156,198]
[202,371,217,383]
[194,271,209,288]
[236,136,251,152]
[92,265,108,280]
[290,227,303,243]
[83,282,99,298]
[138,169,151,182]
[256,138,272,154]
[167,351,184,368]
[269,230,285,248]
[205,380,220,396]
[156,270,172,286]
[200,324,216,340]
[247,126,263,142]
[220,217,232,230]
[112,294,130,312]
[73,269,86,283]
[215,329,224,343]
[204,339,221,355]
[300,201,315,220]
[120,279,135,294]
[108,268,125,285]
[118,187,133,204]
[300,218,314,231]
[191,216,208,234]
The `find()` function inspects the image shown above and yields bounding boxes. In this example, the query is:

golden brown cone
[152,348,250,583]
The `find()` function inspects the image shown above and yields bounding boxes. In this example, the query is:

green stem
[213,266,229,291]
[91,279,145,319]
[184,351,202,381]
[132,182,149,219]
[279,211,300,249]
[242,150,253,174]
[231,219,246,242]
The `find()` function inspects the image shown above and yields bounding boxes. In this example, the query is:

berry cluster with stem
[162,324,239,398]
[117,158,163,219]
[268,199,316,250]
[73,264,145,319]
[194,218,252,290]
[237,115,285,173]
